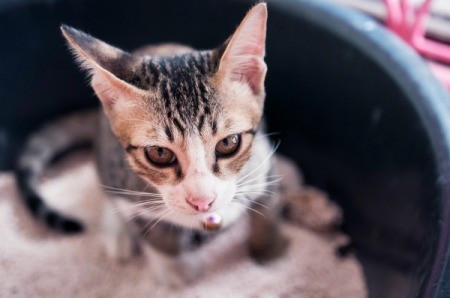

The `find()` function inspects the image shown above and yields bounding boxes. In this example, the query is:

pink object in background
[385,0,450,90]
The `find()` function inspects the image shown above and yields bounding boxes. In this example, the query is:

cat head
[61,3,268,225]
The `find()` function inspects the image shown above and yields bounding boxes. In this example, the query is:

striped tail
[15,110,98,233]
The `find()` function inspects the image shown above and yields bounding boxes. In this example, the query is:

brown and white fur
[16,3,288,286]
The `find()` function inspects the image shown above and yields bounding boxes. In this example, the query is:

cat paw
[101,231,137,262]
[154,267,189,290]
[100,201,138,262]
[284,186,343,232]
[146,247,199,289]
[250,233,290,264]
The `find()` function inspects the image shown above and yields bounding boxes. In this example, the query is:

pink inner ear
[91,72,118,105]
[221,4,267,94]
[228,56,266,94]
[91,70,148,108]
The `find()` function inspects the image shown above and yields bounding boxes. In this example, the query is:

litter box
[0,0,449,296]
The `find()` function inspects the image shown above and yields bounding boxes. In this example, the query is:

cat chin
[161,204,245,230]
[151,206,244,231]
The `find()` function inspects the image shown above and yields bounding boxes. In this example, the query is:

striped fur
[138,50,224,137]
[15,111,98,233]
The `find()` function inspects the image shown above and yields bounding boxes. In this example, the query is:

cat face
[62,4,268,223]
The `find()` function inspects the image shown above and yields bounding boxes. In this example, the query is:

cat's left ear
[217,3,268,95]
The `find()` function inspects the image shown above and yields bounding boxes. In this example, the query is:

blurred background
[1,0,450,297]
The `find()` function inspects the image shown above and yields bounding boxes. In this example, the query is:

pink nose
[186,197,215,212]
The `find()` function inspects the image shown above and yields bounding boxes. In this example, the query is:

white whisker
[101,184,161,194]
[236,174,284,188]
[230,202,250,218]
[139,208,169,238]
[112,201,164,215]
[127,204,166,222]
[254,132,280,140]
[236,180,283,193]
[231,201,266,218]
[144,210,173,237]
[244,177,283,186]
[236,141,280,185]
[105,191,163,198]
[235,196,271,210]
[235,190,276,198]
[112,200,152,212]
[235,190,276,199]
[100,184,163,200]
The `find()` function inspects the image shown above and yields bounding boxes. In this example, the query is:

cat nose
[185,197,215,212]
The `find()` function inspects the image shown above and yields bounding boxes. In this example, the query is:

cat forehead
[127,51,220,90]
[132,51,223,137]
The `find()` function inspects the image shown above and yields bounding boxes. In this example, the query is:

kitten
[16,3,287,285]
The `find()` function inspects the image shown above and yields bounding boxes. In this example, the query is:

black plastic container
[1,0,449,296]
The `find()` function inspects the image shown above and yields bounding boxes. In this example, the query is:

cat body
[16,3,288,286]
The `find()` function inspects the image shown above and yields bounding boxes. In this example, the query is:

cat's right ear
[216,3,268,96]
[60,25,147,109]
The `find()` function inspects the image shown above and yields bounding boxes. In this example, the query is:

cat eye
[144,146,177,166]
[215,134,241,157]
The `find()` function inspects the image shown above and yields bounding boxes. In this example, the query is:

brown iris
[215,134,241,157]
[145,146,176,166]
